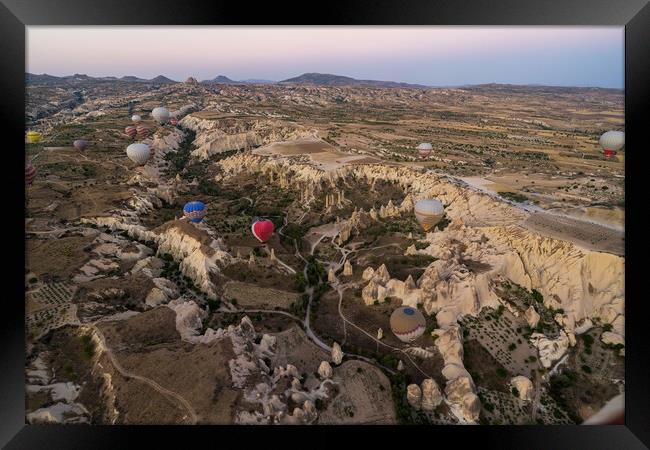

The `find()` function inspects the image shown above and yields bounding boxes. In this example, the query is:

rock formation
[510,376,534,401]
[331,342,343,365]
[420,378,443,411]
[525,306,541,329]
[318,361,333,379]
[406,384,422,410]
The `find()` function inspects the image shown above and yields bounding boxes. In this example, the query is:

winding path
[90,325,199,425]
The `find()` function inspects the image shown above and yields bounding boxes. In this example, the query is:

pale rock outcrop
[510,376,534,401]
[407,384,422,410]
[327,268,337,284]
[318,361,333,379]
[377,328,383,340]
[331,342,343,365]
[343,260,353,276]
[420,378,443,411]
[525,306,541,329]
[445,376,480,422]
[362,267,375,281]
[530,332,570,368]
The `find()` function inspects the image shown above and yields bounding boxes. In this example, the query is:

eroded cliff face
[180,115,314,160]
[216,153,527,227]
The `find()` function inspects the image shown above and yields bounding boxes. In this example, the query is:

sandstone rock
[406,384,422,410]
[510,376,534,401]
[374,264,391,284]
[343,260,353,276]
[524,306,540,329]
[318,361,333,379]
[362,267,375,281]
[331,342,343,365]
[420,378,443,411]
[327,268,337,284]
[530,332,570,368]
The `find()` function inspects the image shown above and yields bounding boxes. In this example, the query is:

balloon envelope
[152,107,170,124]
[183,201,207,223]
[417,142,433,158]
[26,131,42,144]
[25,163,37,185]
[126,143,151,166]
[136,124,150,139]
[125,126,137,139]
[131,114,142,123]
[599,131,624,152]
[251,219,275,243]
[414,198,444,232]
[73,139,89,151]
[390,306,426,342]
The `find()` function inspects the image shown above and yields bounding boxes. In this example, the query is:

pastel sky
[27,26,624,88]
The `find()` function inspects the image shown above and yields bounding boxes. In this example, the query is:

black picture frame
[2,0,648,448]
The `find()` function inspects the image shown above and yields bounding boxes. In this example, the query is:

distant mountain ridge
[26,73,179,84]
[279,72,427,88]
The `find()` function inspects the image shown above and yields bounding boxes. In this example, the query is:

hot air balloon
[126,143,151,166]
[136,124,150,139]
[125,126,137,140]
[390,306,426,342]
[131,114,142,123]
[25,162,37,186]
[26,131,42,144]
[251,218,275,243]
[73,139,89,151]
[169,118,179,126]
[599,131,624,159]
[183,201,207,223]
[414,198,444,232]
[152,107,170,125]
[417,142,433,158]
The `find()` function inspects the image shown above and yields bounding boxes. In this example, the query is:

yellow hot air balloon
[26,131,42,144]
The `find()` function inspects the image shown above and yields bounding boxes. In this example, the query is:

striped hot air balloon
[126,143,151,166]
[125,126,137,140]
[417,142,433,158]
[599,131,624,159]
[25,162,37,186]
[26,131,42,144]
[414,198,444,232]
[183,201,207,223]
[136,124,150,139]
[73,139,89,151]
[251,218,275,243]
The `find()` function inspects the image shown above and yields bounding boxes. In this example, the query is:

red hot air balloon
[25,162,37,186]
[125,126,137,140]
[136,124,151,139]
[169,118,179,126]
[251,219,275,243]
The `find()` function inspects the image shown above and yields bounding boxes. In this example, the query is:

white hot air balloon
[599,131,624,158]
[151,107,170,124]
[131,114,142,123]
[417,142,433,158]
[414,198,444,232]
[126,143,151,166]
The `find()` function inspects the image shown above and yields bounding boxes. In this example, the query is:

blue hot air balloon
[183,201,207,223]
